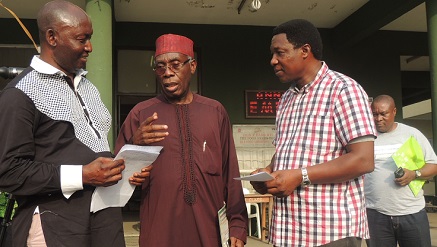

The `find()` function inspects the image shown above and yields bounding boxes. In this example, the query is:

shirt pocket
[198,139,222,176]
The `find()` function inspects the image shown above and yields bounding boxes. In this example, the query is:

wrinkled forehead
[154,52,188,63]
[372,101,394,112]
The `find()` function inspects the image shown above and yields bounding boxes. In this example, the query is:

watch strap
[301,167,311,187]
[415,170,421,178]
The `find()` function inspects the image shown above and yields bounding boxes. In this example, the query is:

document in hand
[90,144,163,213]
[391,136,425,197]
[218,204,229,247]
[234,172,274,182]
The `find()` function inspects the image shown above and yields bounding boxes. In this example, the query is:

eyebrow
[156,56,185,63]
[373,111,388,114]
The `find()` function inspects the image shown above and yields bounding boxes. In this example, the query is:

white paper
[234,172,274,182]
[218,204,229,247]
[90,144,163,213]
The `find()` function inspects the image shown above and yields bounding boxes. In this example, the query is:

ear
[190,59,197,75]
[46,29,57,47]
[300,44,311,59]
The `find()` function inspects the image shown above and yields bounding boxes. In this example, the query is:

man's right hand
[82,157,125,187]
[132,112,169,145]
[250,166,273,194]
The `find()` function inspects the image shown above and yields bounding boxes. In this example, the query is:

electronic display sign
[245,90,284,118]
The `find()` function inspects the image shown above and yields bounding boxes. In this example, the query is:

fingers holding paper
[90,145,162,213]
[250,167,272,195]
[129,165,153,186]
[82,157,125,187]
[264,169,302,197]
[250,166,302,197]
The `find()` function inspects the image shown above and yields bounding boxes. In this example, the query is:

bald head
[372,95,395,108]
[371,95,397,133]
[36,0,93,78]
[37,0,90,43]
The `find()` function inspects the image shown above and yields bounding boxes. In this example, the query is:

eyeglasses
[153,59,192,75]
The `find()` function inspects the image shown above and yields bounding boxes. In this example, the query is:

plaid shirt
[270,62,375,246]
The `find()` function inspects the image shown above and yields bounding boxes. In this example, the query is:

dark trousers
[366,208,431,247]
[320,237,362,247]
[273,237,362,247]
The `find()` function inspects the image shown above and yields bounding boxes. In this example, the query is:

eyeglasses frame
[153,58,193,75]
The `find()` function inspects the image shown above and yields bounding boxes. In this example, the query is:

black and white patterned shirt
[20,56,111,152]
[0,56,112,200]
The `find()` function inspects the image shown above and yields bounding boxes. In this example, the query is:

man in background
[116,33,247,247]
[365,94,437,247]
[0,1,151,246]
[250,19,376,246]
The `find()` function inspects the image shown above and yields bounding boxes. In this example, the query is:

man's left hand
[229,237,244,247]
[129,165,153,186]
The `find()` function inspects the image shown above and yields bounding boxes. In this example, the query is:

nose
[270,55,278,66]
[163,65,175,76]
[85,40,92,53]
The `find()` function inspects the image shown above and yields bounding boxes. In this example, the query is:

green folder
[0,192,16,219]
[391,136,426,197]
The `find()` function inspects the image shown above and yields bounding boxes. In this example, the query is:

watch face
[416,170,421,178]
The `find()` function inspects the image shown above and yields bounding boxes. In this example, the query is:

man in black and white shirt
[0,1,151,246]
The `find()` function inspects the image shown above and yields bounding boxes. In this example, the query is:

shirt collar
[291,61,328,95]
[30,55,88,90]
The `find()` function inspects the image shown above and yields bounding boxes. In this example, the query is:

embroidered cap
[155,34,194,58]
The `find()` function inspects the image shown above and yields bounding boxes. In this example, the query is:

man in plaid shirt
[251,19,376,246]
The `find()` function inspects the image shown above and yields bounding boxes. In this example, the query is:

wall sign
[233,124,276,148]
[245,90,284,118]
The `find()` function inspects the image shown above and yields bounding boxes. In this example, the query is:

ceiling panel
[113,0,368,27]
[0,0,427,32]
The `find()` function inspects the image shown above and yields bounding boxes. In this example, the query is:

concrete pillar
[85,0,114,150]
[426,0,437,195]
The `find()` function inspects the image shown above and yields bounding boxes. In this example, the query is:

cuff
[60,165,83,199]
[230,226,247,244]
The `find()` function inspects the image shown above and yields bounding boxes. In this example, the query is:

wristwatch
[301,167,311,187]
[415,170,422,178]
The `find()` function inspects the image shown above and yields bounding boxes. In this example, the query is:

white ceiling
[113,0,369,27]
[381,2,427,32]
[0,0,427,31]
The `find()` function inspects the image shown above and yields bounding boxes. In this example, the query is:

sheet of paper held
[90,144,163,213]
[234,172,274,182]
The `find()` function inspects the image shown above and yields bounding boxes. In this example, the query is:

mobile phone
[394,167,405,178]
